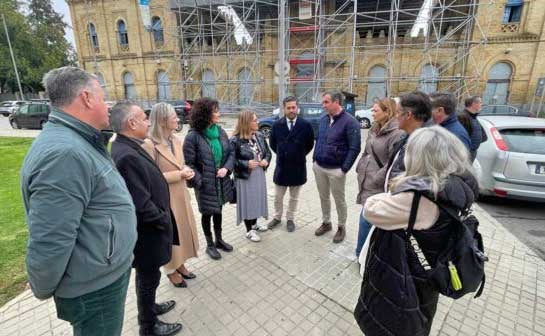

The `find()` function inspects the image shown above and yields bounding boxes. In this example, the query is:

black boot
[214,227,233,252]
[205,235,221,260]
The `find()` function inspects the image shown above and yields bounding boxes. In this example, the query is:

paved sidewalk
[2,149,545,335]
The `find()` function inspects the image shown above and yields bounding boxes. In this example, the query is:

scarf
[204,124,223,168]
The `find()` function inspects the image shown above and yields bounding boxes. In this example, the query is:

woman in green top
[183,98,235,260]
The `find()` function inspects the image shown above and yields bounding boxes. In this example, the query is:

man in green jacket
[20,67,137,335]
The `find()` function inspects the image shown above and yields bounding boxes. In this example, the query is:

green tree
[0,0,74,95]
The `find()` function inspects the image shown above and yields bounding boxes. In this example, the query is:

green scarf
[204,124,223,168]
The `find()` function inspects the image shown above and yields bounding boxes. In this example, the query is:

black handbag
[407,192,487,299]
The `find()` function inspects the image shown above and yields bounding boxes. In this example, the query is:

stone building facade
[67,0,545,114]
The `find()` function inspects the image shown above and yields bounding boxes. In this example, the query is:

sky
[52,0,76,49]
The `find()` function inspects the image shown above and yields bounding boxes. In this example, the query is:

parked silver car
[0,100,26,117]
[475,115,545,202]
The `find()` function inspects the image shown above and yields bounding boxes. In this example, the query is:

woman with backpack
[355,97,404,257]
[354,126,479,336]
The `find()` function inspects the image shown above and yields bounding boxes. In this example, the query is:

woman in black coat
[183,98,235,260]
[230,111,272,242]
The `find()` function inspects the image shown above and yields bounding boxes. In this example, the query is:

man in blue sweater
[430,92,472,152]
[313,90,361,243]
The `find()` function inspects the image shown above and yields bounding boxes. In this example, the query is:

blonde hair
[149,102,176,144]
[391,126,473,196]
[371,97,397,131]
[233,110,256,139]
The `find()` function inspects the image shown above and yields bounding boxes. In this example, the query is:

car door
[27,104,42,128]
[300,105,324,137]
[16,105,30,128]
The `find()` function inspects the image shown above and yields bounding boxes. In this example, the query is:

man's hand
[259,159,268,167]
[248,160,259,169]
[216,168,228,178]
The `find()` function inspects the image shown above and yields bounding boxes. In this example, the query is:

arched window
[483,62,513,104]
[88,23,99,49]
[366,66,387,106]
[157,70,170,101]
[238,68,252,105]
[96,73,108,100]
[123,72,137,100]
[202,69,216,98]
[117,20,129,47]
[419,64,439,94]
[295,52,315,103]
[152,16,164,44]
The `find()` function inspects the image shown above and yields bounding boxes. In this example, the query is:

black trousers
[135,267,161,332]
[244,219,257,232]
[201,213,222,237]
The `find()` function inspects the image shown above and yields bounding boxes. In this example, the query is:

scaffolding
[134,0,493,111]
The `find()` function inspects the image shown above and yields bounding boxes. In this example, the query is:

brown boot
[333,226,345,243]
[315,222,332,236]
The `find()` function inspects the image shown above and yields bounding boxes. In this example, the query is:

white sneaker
[246,229,261,242]
[252,222,268,232]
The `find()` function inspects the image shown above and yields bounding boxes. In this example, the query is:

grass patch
[0,137,34,306]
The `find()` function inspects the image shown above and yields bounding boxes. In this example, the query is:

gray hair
[42,66,97,107]
[110,101,138,133]
[322,90,343,105]
[392,126,473,195]
[149,102,176,143]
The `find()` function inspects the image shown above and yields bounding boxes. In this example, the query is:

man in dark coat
[268,96,314,232]
[110,102,182,336]
[458,95,486,162]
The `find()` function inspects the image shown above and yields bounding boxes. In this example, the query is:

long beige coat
[142,136,199,269]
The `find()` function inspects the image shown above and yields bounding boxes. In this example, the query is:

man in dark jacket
[384,91,432,189]
[458,96,486,162]
[268,96,314,232]
[313,90,361,243]
[429,92,472,151]
[110,102,182,336]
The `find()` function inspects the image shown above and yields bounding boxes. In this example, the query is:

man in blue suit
[268,96,315,232]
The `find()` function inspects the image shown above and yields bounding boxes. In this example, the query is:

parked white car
[475,115,545,202]
[0,100,26,117]
[355,107,373,129]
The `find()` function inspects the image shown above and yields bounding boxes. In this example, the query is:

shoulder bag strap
[370,145,384,169]
[406,191,432,270]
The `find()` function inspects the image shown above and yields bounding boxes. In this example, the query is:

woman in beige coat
[143,102,200,288]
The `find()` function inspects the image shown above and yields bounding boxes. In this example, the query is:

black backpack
[407,191,487,299]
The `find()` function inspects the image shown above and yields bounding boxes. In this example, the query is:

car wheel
[260,126,271,138]
[10,119,20,129]
[358,118,371,129]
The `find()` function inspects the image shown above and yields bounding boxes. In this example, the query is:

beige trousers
[273,184,302,221]
[312,162,347,226]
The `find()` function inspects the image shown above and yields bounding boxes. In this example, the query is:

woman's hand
[216,167,228,178]
[248,160,259,169]
[259,159,268,167]
[181,167,195,180]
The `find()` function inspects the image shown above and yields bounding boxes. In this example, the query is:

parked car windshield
[481,105,518,115]
[500,129,545,155]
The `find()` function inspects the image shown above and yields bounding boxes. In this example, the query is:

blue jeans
[54,268,131,336]
[355,210,372,257]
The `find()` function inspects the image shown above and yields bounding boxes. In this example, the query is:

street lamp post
[2,14,25,100]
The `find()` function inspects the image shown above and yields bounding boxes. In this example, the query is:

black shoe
[205,236,221,260]
[215,238,233,252]
[141,320,183,336]
[177,270,197,280]
[153,300,176,316]
[268,218,281,229]
[286,220,295,232]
